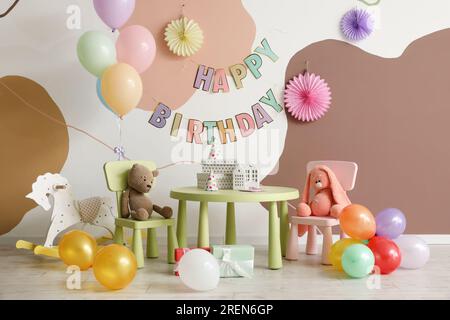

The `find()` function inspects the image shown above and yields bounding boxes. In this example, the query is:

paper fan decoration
[164,17,204,57]
[340,8,374,41]
[284,73,332,122]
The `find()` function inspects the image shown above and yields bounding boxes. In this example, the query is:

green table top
[170,186,299,203]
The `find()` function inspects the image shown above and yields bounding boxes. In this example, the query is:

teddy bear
[121,163,173,221]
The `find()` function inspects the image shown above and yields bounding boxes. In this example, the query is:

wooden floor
[0,244,449,300]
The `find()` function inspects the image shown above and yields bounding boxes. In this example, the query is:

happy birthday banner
[148,39,283,144]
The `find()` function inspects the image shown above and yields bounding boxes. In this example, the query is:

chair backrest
[103,160,157,217]
[306,160,358,191]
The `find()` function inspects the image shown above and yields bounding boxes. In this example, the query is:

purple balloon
[93,0,135,31]
[375,208,406,239]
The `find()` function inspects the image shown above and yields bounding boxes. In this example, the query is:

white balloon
[394,235,430,269]
[178,249,220,291]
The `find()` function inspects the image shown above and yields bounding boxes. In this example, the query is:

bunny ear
[301,170,312,203]
[319,165,351,206]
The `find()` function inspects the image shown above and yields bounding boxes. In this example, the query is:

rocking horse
[16,173,115,257]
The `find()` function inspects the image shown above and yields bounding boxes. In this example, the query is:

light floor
[0,244,449,300]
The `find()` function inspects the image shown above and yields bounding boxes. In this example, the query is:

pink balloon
[93,0,135,30]
[116,25,156,74]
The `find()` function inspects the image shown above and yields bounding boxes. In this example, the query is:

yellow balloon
[101,63,143,117]
[93,244,137,290]
[58,230,97,271]
[329,238,362,270]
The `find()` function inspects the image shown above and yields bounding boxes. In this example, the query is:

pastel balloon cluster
[330,205,429,278]
[77,0,156,117]
[59,230,137,290]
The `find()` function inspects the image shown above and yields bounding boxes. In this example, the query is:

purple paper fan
[341,8,374,41]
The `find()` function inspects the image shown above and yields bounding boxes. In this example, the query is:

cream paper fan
[164,17,204,57]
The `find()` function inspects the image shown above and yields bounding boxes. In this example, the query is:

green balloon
[341,244,375,278]
[77,31,116,77]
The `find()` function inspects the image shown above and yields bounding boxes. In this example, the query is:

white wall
[2,0,450,243]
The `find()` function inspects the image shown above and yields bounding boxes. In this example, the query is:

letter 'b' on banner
[149,103,171,128]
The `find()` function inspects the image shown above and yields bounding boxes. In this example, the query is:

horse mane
[30,173,69,195]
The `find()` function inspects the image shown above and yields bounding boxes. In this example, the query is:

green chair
[103,160,178,269]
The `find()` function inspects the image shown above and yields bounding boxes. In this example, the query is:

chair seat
[289,215,339,227]
[115,216,175,229]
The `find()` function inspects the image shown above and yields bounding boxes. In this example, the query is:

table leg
[167,225,178,264]
[279,201,288,257]
[225,202,236,245]
[197,201,209,247]
[176,200,187,248]
[268,201,282,269]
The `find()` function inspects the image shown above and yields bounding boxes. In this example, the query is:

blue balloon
[96,78,114,113]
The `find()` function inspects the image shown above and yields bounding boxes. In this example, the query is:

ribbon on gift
[219,247,253,278]
[173,248,191,275]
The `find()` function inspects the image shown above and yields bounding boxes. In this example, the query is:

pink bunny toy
[296,165,351,236]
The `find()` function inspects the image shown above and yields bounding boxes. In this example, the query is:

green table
[170,186,299,269]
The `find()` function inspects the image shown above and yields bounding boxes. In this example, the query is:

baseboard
[221,234,450,245]
[1,234,450,246]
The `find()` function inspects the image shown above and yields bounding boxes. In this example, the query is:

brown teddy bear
[121,163,173,221]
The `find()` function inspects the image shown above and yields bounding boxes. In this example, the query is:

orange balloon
[58,230,97,270]
[339,204,376,240]
[101,63,143,117]
[93,244,137,290]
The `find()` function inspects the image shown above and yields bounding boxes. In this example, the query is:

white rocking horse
[19,173,115,252]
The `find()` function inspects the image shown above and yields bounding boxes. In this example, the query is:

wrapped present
[174,247,211,276]
[212,245,254,278]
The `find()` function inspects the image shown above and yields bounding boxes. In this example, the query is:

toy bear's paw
[160,206,173,219]
[131,208,149,221]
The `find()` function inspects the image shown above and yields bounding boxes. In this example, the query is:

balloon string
[358,0,381,6]
[0,79,130,160]
[0,0,20,18]
[115,117,125,160]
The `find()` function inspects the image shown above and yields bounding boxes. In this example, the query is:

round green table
[170,186,299,269]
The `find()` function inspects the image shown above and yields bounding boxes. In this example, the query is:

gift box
[174,247,211,276]
[212,245,254,278]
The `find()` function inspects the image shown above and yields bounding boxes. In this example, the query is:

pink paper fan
[284,73,332,122]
